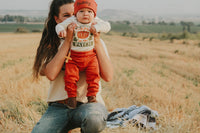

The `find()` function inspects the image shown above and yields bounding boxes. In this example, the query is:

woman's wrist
[93,32,101,44]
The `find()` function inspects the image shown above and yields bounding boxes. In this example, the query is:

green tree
[123,20,130,25]
[180,21,194,33]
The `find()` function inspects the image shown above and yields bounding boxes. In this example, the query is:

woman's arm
[40,23,76,81]
[94,33,113,82]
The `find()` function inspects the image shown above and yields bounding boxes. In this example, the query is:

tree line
[1,15,199,33]
[0,15,46,23]
[109,20,200,33]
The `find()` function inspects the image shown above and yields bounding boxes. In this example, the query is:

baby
[56,0,111,108]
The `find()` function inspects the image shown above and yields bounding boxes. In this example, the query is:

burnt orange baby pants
[64,50,100,98]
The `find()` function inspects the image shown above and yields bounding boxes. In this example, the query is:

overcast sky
[0,0,200,15]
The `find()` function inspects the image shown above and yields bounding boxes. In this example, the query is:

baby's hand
[90,22,98,35]
[59,30,67,38]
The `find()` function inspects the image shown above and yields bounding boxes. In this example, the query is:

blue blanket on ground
[106,105,159,130]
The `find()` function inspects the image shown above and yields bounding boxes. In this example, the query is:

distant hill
[98,9,200,23]
[97,9,141,21]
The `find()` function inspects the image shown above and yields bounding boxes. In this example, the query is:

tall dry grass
[0,33,200,133]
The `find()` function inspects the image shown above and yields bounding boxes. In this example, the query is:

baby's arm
[93,17,111,33]
[55,16,76,38]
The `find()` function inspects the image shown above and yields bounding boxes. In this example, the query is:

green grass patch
[111,23,200,34]
[27,98,48,115]
[1,58,25,69]
[0,23,44,32]
[123,68,136,77]
[1,102,24,124]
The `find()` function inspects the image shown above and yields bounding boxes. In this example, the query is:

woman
[32,0,113,133]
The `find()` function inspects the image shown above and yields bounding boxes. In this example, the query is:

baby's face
[76,8,94,24]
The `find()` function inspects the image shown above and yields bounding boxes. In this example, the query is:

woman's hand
[90,22,97,35]
[94,32,113,82]
[65,22,77,43]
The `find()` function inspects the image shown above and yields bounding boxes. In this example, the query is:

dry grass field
[0,33,200,133]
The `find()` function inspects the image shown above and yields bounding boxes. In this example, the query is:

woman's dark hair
[33,0,74,79]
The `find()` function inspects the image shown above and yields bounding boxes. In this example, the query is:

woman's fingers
[68,22,77,31]
[66,23,77,42]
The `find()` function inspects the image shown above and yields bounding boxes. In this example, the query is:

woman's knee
[81,113,107,133]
